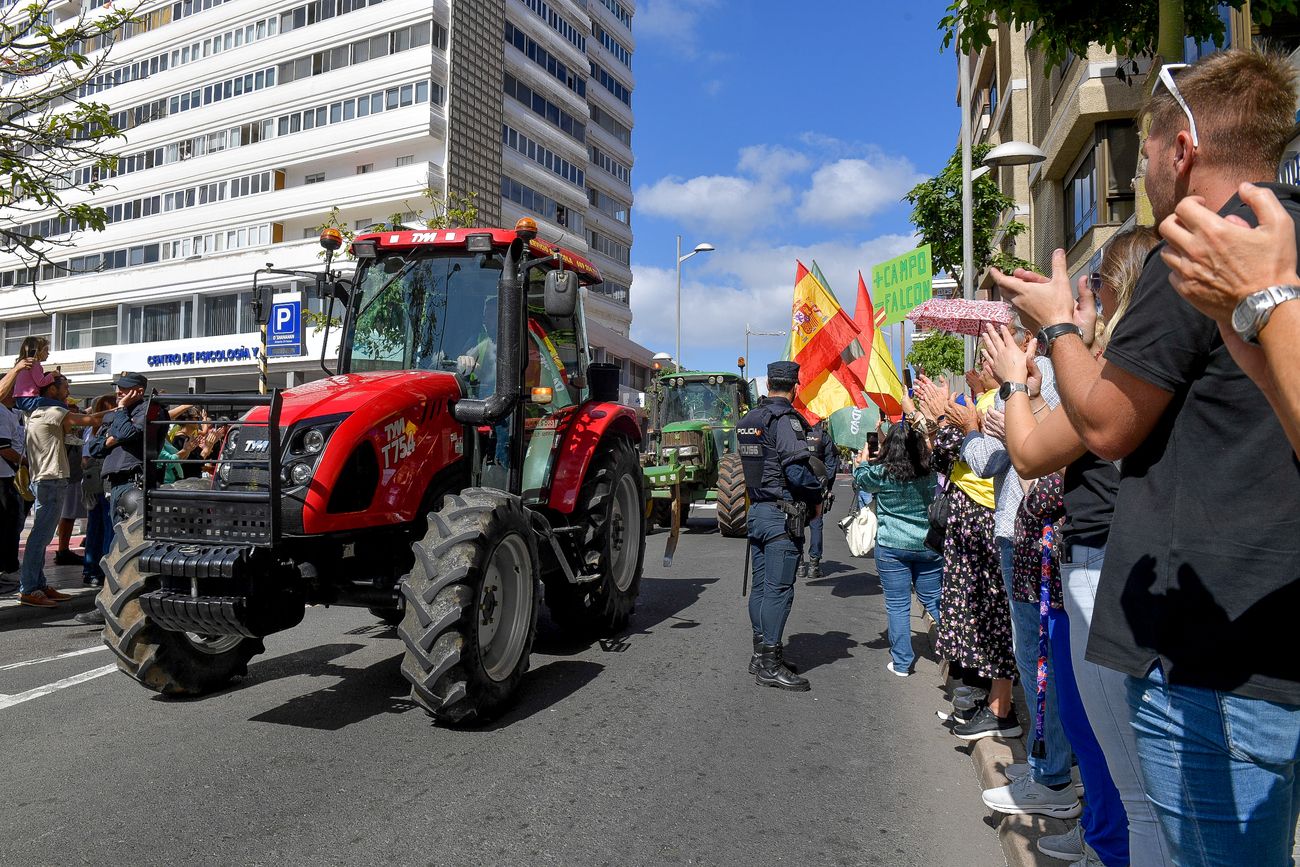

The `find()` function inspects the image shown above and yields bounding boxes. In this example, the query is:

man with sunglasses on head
[992,49,1300,867]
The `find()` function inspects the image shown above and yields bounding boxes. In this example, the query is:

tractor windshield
[348,251,504,394]
[659,380,742,424]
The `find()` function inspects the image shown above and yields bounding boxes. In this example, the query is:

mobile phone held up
[867,432,880,454]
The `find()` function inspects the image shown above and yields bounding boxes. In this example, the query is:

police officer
[737,361,825,691]
[92,372,159,524]
[802,419,839,581]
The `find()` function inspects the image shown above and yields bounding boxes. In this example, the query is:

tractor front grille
[147,495,274,545]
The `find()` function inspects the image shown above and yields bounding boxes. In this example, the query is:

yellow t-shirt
[947,389,997,510]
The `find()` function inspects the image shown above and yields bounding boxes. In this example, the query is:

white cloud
[796,155,925,225]
[635,173,793,237]
[736,144,810,180]
[635,0,720,57]
[628,233,919,370]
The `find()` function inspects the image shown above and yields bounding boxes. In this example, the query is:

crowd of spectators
[846,47,1300,867]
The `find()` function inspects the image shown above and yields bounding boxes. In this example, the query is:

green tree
[904,142,1034,281]
[1,1,142,266]
[906,332,965,378]
[939,0,1296,69]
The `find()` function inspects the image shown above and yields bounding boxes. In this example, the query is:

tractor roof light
[352,240,378,259]
[530,386,553,405]
[466,232,494,253]
[319,227,344,252]
[514,217,538,241]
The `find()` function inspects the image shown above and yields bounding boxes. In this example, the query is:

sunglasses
[1156,63,1199,148]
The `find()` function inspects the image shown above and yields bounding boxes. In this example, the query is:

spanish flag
[788,261,868,423]
[850,271,904,420]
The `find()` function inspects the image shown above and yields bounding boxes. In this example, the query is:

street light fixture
[744,324,787,377]
[675,236,715,372]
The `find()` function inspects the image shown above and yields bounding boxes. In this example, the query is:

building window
[61,308,118,349]
[128,300,193,343]
[587,185,631,224]
[202,292,255,336]
[3,316,52,355]
[305,172,325,184]
[356,164,373,174]
[1063,121,1138,248]
[500,176,584,234]
[395,155,413,167]
[587,229,630,266]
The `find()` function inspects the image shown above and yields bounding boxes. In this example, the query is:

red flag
[788,262,869,422]
[849,272,904,419]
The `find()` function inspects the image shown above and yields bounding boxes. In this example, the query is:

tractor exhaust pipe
[453,235,524,427]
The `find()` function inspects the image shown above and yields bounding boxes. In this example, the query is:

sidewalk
[1,527,100,627]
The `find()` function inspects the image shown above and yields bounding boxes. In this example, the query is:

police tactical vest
[737,401,809,503]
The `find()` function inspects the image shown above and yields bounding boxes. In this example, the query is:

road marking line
[0,645,108,672]
[0,664,117,711]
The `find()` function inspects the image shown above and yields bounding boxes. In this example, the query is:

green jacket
[852,463,937,552]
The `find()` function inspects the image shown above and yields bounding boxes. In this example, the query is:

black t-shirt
[1061,452,1118,549]
[1086,182,1300,704]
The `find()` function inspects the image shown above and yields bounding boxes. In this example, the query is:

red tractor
[97,220,647,724]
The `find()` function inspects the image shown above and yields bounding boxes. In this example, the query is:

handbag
[923,478,951,555]
[843,502,878,558]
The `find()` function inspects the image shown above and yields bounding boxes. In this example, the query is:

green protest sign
[871,245,933,326]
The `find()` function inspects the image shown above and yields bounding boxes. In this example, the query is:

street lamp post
[744,324,787,377]
[675,235,715,372]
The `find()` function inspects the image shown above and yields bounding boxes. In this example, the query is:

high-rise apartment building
[0,0,651,398]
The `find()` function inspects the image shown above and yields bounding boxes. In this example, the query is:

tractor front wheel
[715,452,748,538]
[99,514,263,696]
[398,490,540,725]
[546,437,645,635]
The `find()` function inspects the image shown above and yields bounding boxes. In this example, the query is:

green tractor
[642,370,755,563]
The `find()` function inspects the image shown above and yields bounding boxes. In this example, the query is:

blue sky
[626,0,957,376]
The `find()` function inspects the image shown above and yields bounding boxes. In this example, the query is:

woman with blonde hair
[983,225,1170,866]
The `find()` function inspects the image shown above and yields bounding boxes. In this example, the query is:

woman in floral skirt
[917,379,1019,739]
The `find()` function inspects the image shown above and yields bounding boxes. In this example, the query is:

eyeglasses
[1155,63,1199,148]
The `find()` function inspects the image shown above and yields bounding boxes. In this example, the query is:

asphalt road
[0,479,1002,867]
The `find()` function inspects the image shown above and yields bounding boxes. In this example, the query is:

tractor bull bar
[142,391,283,548]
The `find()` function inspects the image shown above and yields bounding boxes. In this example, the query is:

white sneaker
[1004,762,1030,781]
[1069,844,1103,866]
[981,773,1082,819]
[886,661,911,677]
[1037,823,1083,861]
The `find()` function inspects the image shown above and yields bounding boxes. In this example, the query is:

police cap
[767,361,799,387]
[113,371,148,390]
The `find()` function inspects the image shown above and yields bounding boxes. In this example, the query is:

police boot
[795,561,810,582]
[808,557,822,580]
[755,644,810,692]
[750,637,798,675]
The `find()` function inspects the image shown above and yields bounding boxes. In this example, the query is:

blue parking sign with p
[268,294,302,357]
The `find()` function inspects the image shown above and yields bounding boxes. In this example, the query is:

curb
[935,653,1071,867]
[0,586,98,627]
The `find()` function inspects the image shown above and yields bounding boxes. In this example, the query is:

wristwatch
[998,381,1029,401]
[1036,323,1084,355]
[1231,284,1300,344]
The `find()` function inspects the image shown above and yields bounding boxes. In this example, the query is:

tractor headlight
[662,447,677,460]
[218,462,232,482]
[290,462,313,486]
[677,445,700,457]
[302,428,326,454]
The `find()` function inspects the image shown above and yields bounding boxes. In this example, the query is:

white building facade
[0,0,652,399]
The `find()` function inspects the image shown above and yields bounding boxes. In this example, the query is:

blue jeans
[1048,605,1129,867]
[1127,664,1300,866]
[20,478,67,594]
[747,502,802,645]
[999,537,1072,787]
[1063,545,1172,866]
[874,544,942,671]
[82,495,113,579]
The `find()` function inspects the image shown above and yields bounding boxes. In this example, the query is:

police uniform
[737,361,824,691]
[803,420,839,579]
[91,372,161,521]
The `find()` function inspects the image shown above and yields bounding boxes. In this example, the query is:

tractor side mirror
[543,269,579,317]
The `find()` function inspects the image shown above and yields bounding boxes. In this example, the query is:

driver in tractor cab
[737,361,826,693]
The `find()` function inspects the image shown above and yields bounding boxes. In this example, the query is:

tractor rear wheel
[715,452,748,538]
[546,437,645,636]
[99,514,263,696]
[398,490,540,725]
